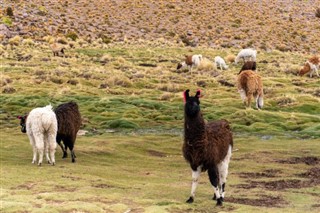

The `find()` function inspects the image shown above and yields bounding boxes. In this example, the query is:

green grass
[1,130,319,212]
[0,43,320,212]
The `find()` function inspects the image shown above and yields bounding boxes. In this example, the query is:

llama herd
[177,49,319,110]
[16,47,318,208]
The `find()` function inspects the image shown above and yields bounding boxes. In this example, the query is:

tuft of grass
[8,36,22,46]
[1,16,13,26]
[197,57,214,71]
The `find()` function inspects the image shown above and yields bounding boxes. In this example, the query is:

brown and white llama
[238,61,256,74]
[299,56,319,77]
[182,89,233,206]
[237,70,264,109]
[177,54,203,72]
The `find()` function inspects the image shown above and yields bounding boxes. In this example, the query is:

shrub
[66,31,79,41]
[100,35,112,44]
[6,7,14,16]
[22,38,35,46]
[57,37,68,44]
[226,55,236,63]
[197,58,214,71]
[316,8,320,18]
[8,35,22,46]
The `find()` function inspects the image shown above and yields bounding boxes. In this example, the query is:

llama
[237,70,264,109]
[235,49,257,64]
[55,101,81,163]
[177,54,203,72]
[214,56,229,70]
[50,43,65,57]
[238,61,256,74]
[18,105,57,166]
[299,56,319,77]
[183,89,233,206]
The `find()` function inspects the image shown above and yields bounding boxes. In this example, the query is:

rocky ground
[1,0,320,53]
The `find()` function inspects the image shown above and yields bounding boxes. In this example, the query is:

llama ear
[195,89,201,98]
[183,89,190,103]
[17,116,21,119]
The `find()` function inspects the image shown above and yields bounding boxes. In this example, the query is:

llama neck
[184,113,206,144]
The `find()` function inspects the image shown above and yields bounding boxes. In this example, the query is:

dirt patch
[227,195,288,207]
[147,149,167,157]
[298,167,320,184]
[92,183,126,190]
[276,156,319,165]
[12,182,36,190]
[235,179,306,190]
[238,169,282,179]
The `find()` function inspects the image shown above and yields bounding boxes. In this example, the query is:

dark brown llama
[55,101,81,163]
[182,89,233,206]
[238,61,256,74]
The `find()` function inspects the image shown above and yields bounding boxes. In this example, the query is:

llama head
[17,115,27,133]
[184,89,201,117]
[177,62,183,70]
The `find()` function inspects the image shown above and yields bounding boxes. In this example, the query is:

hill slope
[1,0,320,52]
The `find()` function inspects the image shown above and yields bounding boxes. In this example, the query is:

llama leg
[34,134,44,166]
[239,89,247,107]
[44,135,52,164]
[309,69,314,78]
[256,94,264,110]
[68,140,76,163]
[208,166,223,206]
[186,166,202,203]
[57,137,67,158]
[247,94,253,108]
[32,146,37,164]
[45,141,52,164]
[218,145,232,201]
[48,133,57,165]
[28,134,37,164]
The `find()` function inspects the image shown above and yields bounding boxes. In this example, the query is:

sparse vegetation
[1,16,13,27]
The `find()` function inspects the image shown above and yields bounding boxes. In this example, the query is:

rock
[0,24,11,38]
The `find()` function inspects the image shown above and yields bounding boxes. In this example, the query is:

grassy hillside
[1,43,319,137]
[0,41,319,212]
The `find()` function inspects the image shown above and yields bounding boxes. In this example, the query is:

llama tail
[257,95,264,109]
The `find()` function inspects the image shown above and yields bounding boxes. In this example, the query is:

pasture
[1,43,320,212]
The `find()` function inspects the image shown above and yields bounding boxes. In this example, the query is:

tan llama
[237,70,264,109]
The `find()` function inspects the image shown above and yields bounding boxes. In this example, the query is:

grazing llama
[299,56,319,77]
[55,102,82,163]
[237,70,264,109]
[235,49,257,64]
[238,61,256,74]
[18,105,57,166]
[214,56,229,70]
[183,89,233,206]
[177,54,203,72]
